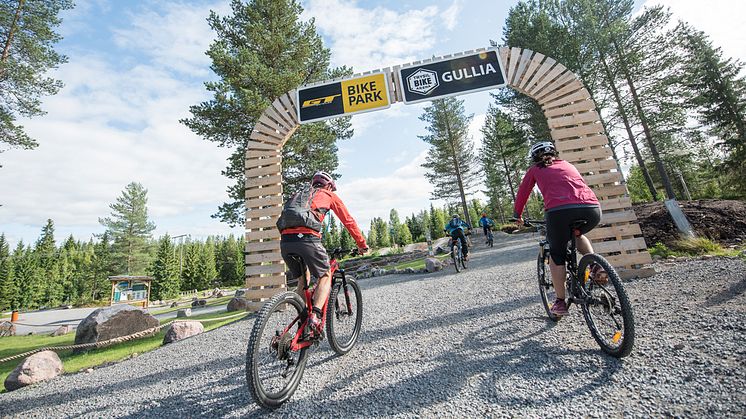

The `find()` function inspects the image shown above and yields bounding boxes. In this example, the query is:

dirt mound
[633,200,746,248]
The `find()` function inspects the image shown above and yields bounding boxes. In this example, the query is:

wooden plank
[603,252,653,267]
[593,237,648,254]
[246,217,279,230]
[246,206,282,219]
[543,100,597,117]
[561,147,612,162]
[245,263,286,276]
[538,78,584,105]
[517,53,545,90]
[246,164,281,178]
[245,275,286,288]
[277,94,299,124]
[600,210,639,225]
[555,134,608,151]
[542,88,591,109]
[586,223,643,240]
[584,172,623,186]
[524,57,557,95]
[573,158,619,174]
[550,123,605,141]
[508,46,522,83]
[246,155,282,168]
[247,174,282,188]
[270,97,297,128]
[532,65,570,98]
[591,184,629,199]
[245,195,284,209]
[599,196,633,212]
[245,252,284,264]
[246,229,281,242]
[498,47,509,77]
[248,139,283,151]
[245,240,281,253]
[512,48,534,87]
[246,149,280,159]
[242,287,286,301]
[548,111,601,130]
[245,184,283,198]
[251,124,285,143]
[257,113,289,136]
[263,105,294,134]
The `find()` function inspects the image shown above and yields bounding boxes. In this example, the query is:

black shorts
[281,235,330,282]
[545,205,601,265]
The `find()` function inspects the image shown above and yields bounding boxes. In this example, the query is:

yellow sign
[341,73,389,113]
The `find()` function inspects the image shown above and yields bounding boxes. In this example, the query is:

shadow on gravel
[0,354,247,417]
[705,277,746,307]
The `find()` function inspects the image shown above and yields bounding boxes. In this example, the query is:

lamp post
[172,234,187,277]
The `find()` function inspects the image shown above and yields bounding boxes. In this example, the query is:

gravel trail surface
[1,234,744,418]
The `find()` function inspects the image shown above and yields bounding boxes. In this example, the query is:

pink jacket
[513,159,599,217]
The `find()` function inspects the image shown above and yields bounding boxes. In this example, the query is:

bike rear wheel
[577,254,635,358]
[537,249,560,322]
[246,291,309,408]
[326,277,363,355]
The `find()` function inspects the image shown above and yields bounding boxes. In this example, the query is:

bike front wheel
[326,277,363,355]
[537,248,560,322]
[452,244,461,272]
[577,254,635,358]
[246,291,309,408]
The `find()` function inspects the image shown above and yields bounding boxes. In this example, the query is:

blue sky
[1,0,744,247]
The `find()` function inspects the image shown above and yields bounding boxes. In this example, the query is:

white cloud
[303,0,442,72]
[441,0,463,31]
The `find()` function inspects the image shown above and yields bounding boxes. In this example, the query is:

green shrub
[672,237,724,255]
[649,242,674,258]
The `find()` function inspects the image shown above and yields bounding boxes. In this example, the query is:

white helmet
[529,141,557,162]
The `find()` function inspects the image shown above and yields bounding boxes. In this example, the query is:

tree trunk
[0,0,25,78]
[600,54,659,200]
[613,41,677,199]
[444,114,472,227]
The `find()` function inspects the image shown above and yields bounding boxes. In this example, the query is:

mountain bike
[246,248,363,408]
[486,227,494,247]
[519,218,635,358]
[447,231,468,272]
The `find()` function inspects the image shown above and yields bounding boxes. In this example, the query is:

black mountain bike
[448,233,467,272]
[521,218,635,358]
[246,248,363,408]
[486,227,494,247]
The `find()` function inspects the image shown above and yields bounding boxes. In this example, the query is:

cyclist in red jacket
[513,142,604,316]
[278,171,368,339]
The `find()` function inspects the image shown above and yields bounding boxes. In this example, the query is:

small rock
[49,325,72,337]
[0,321,16,337]
[85,368,94,373]
[227,297,252,312]
[425,258,443,273]
[674,343,685,350]
[176,308,192,318]
[163,321,204,344]
[4,351,63,391]
[170,301,179,308]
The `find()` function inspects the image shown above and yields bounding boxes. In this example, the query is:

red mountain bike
[246,248,363,408]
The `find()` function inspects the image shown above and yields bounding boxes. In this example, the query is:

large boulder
[1,321,16,337]
[425,258,443,273]
[4,351,63,391]
[227,297,252,312]
[74,305,159,352]
[162,321,204,344]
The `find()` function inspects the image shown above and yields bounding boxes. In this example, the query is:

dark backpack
[276,185,326,232]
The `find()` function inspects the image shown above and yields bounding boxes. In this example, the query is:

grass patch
[389,253,450,271]
[650,238,741,258]
[0,309,249,392]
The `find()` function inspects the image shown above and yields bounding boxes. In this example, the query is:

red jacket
[282,188,367,248]
[513,159,599,216]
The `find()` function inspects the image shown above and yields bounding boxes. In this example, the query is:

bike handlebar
[329,248,363,260]
[508,217,546,227]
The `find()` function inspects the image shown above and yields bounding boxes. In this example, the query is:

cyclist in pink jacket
[513,141,604,316]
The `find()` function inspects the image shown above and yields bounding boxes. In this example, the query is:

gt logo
[302,94,341,108]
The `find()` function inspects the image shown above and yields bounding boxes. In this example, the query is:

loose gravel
[1,234,744,418]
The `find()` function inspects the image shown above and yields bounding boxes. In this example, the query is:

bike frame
[281,251,352,351]
[537,223,592,309]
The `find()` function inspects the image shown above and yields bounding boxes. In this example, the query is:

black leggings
[545,206,601,265]
[450,229,468,256]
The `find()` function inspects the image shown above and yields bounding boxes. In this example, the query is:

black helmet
[529,141,557,162]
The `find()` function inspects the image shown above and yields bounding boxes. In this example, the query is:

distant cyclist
[478,212,495,243]
[277,171,368,339]
[513,141,603,316]
[444,214,471,261]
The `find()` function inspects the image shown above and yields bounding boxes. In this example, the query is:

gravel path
[1,234,744,418]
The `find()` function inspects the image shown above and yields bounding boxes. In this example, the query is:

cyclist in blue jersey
[478,212,495,244]
[444,214,471,260]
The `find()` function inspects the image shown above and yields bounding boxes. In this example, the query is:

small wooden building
[109,276,153,308]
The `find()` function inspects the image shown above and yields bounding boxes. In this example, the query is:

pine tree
[397,224,413,246]
[419,97,479,227]
[13,242,42,309]
[181,0,351,225]
[198,238,218,290]
[388,209,401,246]
[99,182,156,275]
[322,214,340,250]
[180,242,201,291]
[0,0,74,157]
[0,234,17,310]
[366,224,378,249]
[150,235,180,300]
[90,232,115,301]
[35,219,62,306]
[372,218,390,248]
[339,228,353,250]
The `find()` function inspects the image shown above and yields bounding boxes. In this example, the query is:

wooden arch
[243,47,653,306]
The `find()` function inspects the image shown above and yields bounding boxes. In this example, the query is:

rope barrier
[0,311,251,364]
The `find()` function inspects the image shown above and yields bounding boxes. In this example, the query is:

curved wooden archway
[242,47,653,307]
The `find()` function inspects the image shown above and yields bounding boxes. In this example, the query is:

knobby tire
[326,277,363,355]
[537,249,560,322]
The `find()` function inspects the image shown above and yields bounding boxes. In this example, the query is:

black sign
[297,82,345,123]
[398,50,506,104]
[296,73,390,124]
